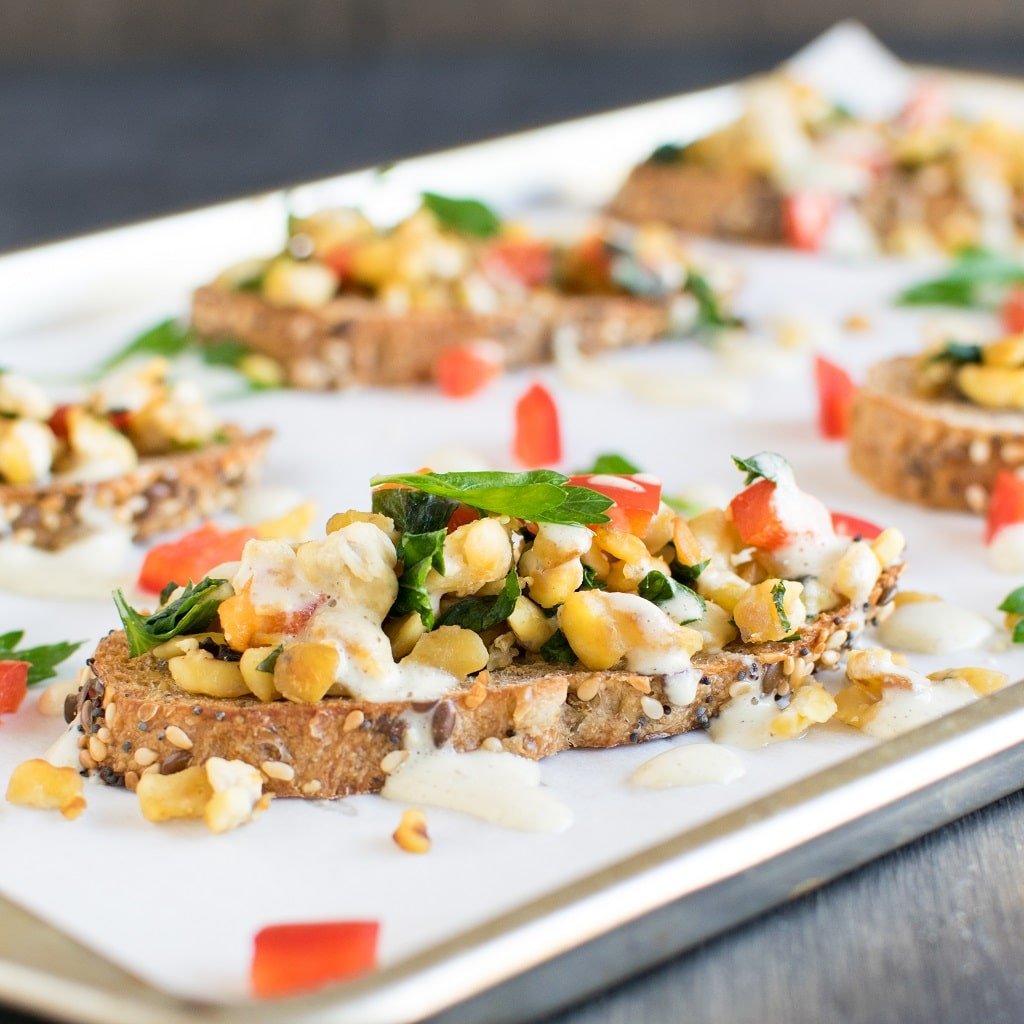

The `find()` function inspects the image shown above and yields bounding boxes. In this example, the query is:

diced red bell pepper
[138,522,256,594]
[514,382,561,467]
[1001,287,1024,334]
[986,470,1024,543]
[0,661,29,715]
[322,244,355,281]
[251,921,379,999]
[482,238,554,289]
[447,504,481,532]
[47,404,72,442]
[727,479,791,550]
[783,192,834,252]
[435,341,504,398]
[568,473,662,536]
[107,410,133,434]
[831,511,882,541]
[814,356,857,440]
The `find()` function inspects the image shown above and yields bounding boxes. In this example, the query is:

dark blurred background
[1,1,1023,250]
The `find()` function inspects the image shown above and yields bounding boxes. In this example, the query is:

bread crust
[849,356,1024,512]
[608,163,785,243]
[78,564,900,799]
[0,428,273,551]
[190,287,673,390]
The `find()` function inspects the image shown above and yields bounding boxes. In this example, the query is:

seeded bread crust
[0,428,273,551]
[607,164,786,243]
[190,287,674,390]
[849,356,1024,513]
[77,564,900,799]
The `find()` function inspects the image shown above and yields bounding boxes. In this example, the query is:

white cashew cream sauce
[0,528,133,599]
[988,523,1024,574]
[863,678,977,740]
[708,671,780,749]
[381,712,572,833]
[878,601,993,655]
[631,743,745,789]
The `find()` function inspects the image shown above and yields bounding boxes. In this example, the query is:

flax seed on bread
[849,356,1024,512]
[0,427,273,550]
[190,286,674,390]
[78,562,900,799]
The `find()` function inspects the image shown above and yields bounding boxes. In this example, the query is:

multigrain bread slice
[849,356,1024,513]
[190,287,674,390]
[0,428,273,551]
[607,164,785,244]
[77,563,900,799]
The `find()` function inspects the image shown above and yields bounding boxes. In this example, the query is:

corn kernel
[169,649,250,698]
[928,667,1008,696]
[239,647,279,702]
[393,808,431,854]
[256,501,318,541]
[870,527,905,568]
[402,626,488,679]
[733,579,806,644]
[6,759,86,820]
[274,642,340,703]
[834,683,881,728]
[770,683,836,738]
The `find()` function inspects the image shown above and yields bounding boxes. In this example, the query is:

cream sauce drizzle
[631,743,745,789]
[878,601,993,655]
[0,529,132,599]
[382,750,572,833]
[863,679,976,739]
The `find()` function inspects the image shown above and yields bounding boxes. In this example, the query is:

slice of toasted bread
[608,163,785,243]
[190,287,674,390]
[0,428,273,551]
[849,356,1024,513]
[77,563,900,799]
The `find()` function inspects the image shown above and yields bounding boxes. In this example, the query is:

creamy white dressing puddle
[878,601,993,655]
[631,743,745,789]
[382,750,572,833]
[43,725,83,770]
[863,679,977,739]
[0,529,133,599]
[708,694,780,749]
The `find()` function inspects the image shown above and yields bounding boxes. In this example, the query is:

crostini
[0,360,271,552]
[609,74,1024,256]
[74,454,904,800]
[191,195,738,391]
[849,336,1024,512]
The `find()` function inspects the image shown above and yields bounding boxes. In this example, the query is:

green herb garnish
[580,564,606,591]
[647,142,687,164]
[732,452,792,486]
[421,193,501,239]
[438,570,520,632]
[927,341,983,365]
[100,318,193,372]
[370,471,612,527]
[672,558,709,583]
[0,632,83,687]
[998,586,1024,643]
[686,269,742,332]
[256,645,283,673]
[392,530,447,629]
[771,581,792,633]
[577,453,642,475]
[897,249,1024,308]
[637,570,705,623]
[114,578,233,658]
[540,629,577,665]
[371,487,458,535]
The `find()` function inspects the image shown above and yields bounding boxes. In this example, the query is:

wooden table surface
[2,42,1024,1024]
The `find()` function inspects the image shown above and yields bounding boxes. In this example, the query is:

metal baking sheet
[3,24,1024,1024]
